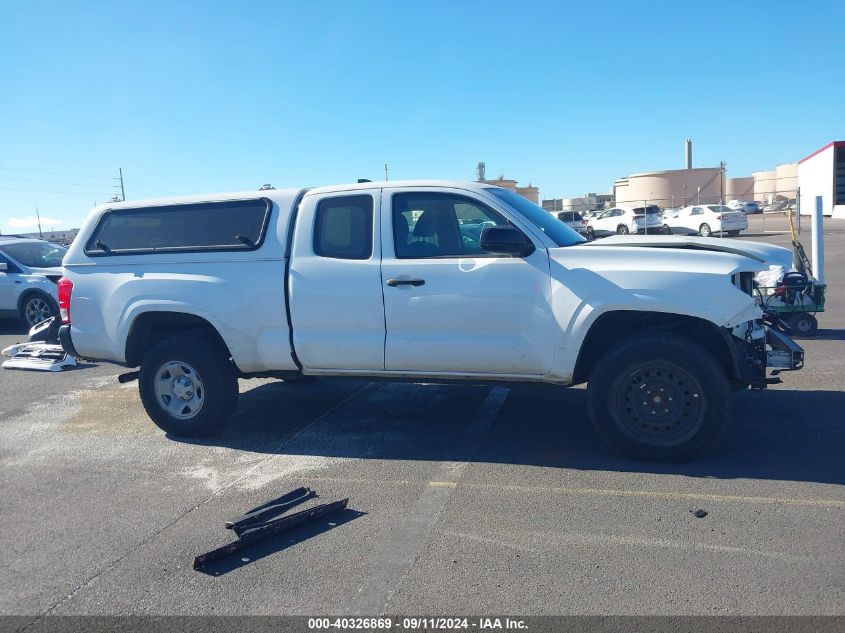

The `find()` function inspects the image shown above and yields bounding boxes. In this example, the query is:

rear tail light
[58,277,73,323]
[715,215,722,220]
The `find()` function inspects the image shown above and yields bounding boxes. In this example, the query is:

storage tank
[726,176,754,200]
[774,163,798,200]
[616,167,722,207]
[753,170,777,204]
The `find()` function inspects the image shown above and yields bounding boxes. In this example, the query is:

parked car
[0,236,65,326]
[728,200,760,214]
[554,210,589,235]
[662,205,748,237]
[58,180,802,461]
[763,200,789,213]
[586,205,663,239]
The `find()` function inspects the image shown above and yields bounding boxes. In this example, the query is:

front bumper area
[766,327,804,371]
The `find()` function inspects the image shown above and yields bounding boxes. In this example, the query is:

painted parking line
[346,386,510,616]
[308,477,845,510]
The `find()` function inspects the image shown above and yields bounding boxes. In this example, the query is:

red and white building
[798,141,845,218]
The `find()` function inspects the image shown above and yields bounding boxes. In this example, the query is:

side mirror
[0,262,7,272]
[480,226,535,257]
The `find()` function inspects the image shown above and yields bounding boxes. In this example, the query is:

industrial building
[475,162,539,203]
[798,141,845,218]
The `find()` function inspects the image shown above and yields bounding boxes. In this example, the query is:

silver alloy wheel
[153,361,205,420]
[24,296,53,326]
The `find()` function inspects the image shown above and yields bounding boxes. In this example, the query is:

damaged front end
[728,272,804,389]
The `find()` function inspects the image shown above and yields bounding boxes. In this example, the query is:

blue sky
[1,0,842,231]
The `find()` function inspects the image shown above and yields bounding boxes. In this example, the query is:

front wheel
[139,334,238,437]
[699,223,712,237]
[585,227,595,241]
[617,225,630,235]
[586,333,732,461]
[789,312,818,336]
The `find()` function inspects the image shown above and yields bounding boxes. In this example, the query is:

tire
[585,227,595,241]
[586,333,732,461]
[789,312,818,336]
[139,334,238,437]
[699,223,712,237]
[20,292,58,327]
[726,230,740,236]
[661,225,672,235]
[617,225,630,235]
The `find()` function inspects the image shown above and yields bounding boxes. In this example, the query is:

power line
[0,185,107,195]
[0,175,110,187]
[0,166,112,180]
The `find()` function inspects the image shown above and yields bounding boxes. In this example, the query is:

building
[798,141,845,218]
[479,176,539,203]
[16,228,80,245]
[542,193,613,213]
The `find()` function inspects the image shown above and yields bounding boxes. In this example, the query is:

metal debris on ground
[2,343,77,372]
[193,487,348,569]
[690,508,708,518]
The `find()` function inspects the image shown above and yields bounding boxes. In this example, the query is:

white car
[586,205,663,239]
[58,180,802,460]
[0,237,65,326]
[663,205,748,237]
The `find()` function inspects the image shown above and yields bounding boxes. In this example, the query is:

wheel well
[17,289,57,314]
[125,312,230,367]
[572,311,733,384]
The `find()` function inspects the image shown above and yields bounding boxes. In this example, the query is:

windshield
[485,188,585,247]
[633,206,661,215]
[1,242,67,268]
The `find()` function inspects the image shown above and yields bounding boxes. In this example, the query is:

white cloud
[5,216,65,229]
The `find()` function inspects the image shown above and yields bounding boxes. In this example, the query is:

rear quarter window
[84,199,272,255]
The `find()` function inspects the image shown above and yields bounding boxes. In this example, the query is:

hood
[585,235,793,269]
[549,243,765,328]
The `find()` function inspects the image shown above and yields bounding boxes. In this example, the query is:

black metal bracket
[193,490,348,569]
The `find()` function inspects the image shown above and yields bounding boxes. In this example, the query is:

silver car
[0,237,66,326]
[553,210,589,235]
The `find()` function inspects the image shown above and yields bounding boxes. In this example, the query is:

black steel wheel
[586,332,732,461]
[789,312,818,336]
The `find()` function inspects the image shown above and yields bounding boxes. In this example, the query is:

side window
[392,193,509,258]
[0,252,22,273]
[85,199,271,255]
[691,207,702,215]
[313,195,373,260]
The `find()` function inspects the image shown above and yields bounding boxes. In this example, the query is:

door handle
[386,278,425,287]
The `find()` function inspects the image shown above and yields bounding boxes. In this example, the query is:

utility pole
[115,168,126,201]
[719,160,726,204]
[35,202,43,239]
[384,164,389,181]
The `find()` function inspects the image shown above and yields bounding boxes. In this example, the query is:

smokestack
[685,138,692,169]
[476,161,486,182]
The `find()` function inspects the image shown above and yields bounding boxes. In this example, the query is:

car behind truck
[58,180,803,461]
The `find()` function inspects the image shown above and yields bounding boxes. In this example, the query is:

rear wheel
[21,293,58,327]
[139,334,238,437]
[586,333,732,461]
[699,223,712,237]
[617,225,630,235]
[789,312,818,336]
[585,227,595,241]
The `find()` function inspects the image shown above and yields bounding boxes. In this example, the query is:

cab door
[380,187,554,375]
[288,190,385,370]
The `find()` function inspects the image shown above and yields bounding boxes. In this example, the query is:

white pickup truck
[58,180,803,460]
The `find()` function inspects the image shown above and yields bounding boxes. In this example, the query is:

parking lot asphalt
[1,214,843,618]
